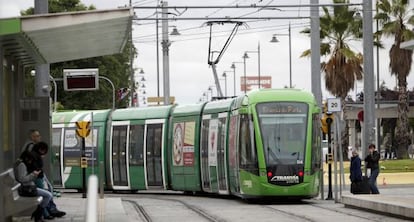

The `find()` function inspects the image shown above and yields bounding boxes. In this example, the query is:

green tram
[51,89,322,199]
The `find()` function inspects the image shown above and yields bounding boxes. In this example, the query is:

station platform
[341,185,414,220]
[12,173,414,221]
[324,171,414,220]
[12,195,128,222]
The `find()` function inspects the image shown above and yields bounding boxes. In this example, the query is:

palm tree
[375,0,414,159]
[301,0,363,158]
[301,0,363,98]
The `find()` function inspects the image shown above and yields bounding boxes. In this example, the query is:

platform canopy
[0,7,132,65]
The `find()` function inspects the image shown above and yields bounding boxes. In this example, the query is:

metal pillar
[258,42,261,88]
[288,23,292,88]
[243,55,247,93]
[161,1,171,105]
[362,0,375,155]
[34,0,51,181]
[34,0,49,98]
[156,5,161,105]
[310,0,322,107]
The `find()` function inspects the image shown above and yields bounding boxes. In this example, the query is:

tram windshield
[256,102,308,166]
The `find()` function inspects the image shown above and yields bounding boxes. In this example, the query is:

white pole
[85,175,98,222]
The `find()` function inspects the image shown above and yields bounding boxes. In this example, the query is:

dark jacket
[13,150,38,187]
[350,155,363,182]
[364,150,380,170]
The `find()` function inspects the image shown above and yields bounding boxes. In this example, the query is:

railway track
[122,196,226,222]
[115,193,410,222]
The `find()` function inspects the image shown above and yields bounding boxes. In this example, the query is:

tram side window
[129,125,145,166]
[218,117,226,154]
[239,114,258,175]
[311,114,322,171]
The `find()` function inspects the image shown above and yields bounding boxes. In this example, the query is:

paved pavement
[12,195,128,222]
[12,172,414,221]
[323,171,414,220]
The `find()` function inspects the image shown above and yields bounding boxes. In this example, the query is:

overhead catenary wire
[133,22,308,43]
[132,3,361,9]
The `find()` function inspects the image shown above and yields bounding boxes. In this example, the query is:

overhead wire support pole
[129,0,134,107]
[362,0,375,155]
[161,1,171,105]
[156,2,160,105]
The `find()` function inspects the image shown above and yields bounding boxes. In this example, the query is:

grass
[324,159,414,173]
[379,159,414,173]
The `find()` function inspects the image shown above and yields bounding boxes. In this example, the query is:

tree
[22,0,135,110]
[302,0,363,98]
[301,0,363,159]
[375,0,414,159]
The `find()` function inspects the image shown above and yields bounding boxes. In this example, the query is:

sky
[2,0,414,105]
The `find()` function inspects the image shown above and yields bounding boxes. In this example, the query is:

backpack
[22,142,35,153]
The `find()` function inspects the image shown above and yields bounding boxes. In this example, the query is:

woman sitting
[14,150,53,222]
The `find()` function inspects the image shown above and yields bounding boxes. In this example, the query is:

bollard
[86,175,98,222]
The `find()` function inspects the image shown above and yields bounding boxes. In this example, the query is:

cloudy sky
[3,0,414,105]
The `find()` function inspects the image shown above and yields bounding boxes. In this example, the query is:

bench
[0,168,42,222]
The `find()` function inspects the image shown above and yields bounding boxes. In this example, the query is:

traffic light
[321,101,334,134]
[321,115,329,134]
[76,121,91,138]
[320,113,333,134]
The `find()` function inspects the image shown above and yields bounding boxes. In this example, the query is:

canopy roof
[0,8,132,65]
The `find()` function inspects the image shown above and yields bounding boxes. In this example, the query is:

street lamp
[99,76,115,110]
[31,70,58,112]
[231,64,236,97]
[242,53,248,93]
[203,92,208,101]
[270,23,292,88]
[222,72,227,97]
[231,62,243,96]
[243,42,261,89]
[208,86,214,98]
[134,68,145,107]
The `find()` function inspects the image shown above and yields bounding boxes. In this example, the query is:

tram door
[200,119,211,191]
[217,117,228,193]
[51,128,63,186]
[112,125,129,187]
[146,124,163,187]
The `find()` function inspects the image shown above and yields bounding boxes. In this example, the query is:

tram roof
[52,109,111,123]
[171,103,206,117]
[111,106,173,120]
[246,89,316,104]
[203,98,235,114]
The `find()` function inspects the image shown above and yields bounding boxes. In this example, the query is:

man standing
[364,144,380,194]
[21,129,41,153]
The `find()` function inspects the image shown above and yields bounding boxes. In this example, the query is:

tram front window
[256,102,308,166]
